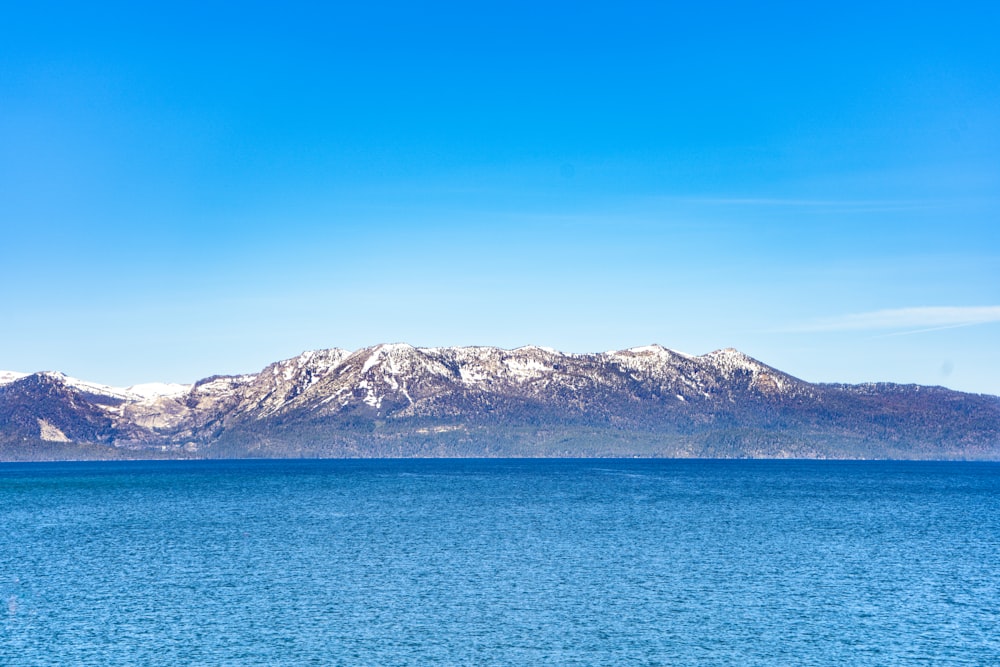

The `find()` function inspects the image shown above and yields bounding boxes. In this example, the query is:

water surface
[1,459,998,665]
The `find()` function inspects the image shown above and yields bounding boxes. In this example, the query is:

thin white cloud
[792,306,1000,334]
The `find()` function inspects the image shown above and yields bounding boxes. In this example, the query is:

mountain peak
[513,345,563,355]
[626,344,669,353]
[611,344,692,358]
[702,347,758,367]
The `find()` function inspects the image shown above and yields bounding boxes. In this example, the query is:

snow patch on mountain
[701,347,759,371]
[192,374,258,396]
[502,356,550,381]
[126,383,192,400]
[515,345,562,355]
[0,371,28,386]
[362,343,418,375]
[44,372,135,401]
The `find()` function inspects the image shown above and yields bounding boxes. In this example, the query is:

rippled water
[1,459,998,665]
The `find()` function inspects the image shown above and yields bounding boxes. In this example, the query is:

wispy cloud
[790,306,1000,334]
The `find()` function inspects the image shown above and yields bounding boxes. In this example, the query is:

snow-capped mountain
[1,344,998,460]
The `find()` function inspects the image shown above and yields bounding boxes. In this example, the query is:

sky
[2,1,999,394]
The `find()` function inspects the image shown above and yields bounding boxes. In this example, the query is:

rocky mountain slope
[2,344,998,460]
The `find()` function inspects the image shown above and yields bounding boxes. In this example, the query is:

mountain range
[2,343,998,460]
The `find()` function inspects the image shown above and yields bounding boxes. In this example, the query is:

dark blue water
[1,459,998,665]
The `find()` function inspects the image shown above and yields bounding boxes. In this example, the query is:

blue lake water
[1,458,998,665]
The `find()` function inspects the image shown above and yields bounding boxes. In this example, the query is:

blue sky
[2,1,999,393]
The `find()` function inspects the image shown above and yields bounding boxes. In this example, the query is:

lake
[2,458,998,665]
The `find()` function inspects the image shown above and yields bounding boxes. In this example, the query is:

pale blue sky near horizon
[2,1,999,393]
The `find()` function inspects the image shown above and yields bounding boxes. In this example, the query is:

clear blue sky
[2,1,999,394]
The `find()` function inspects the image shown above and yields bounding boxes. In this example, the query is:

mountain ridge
[2,344,998,461]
